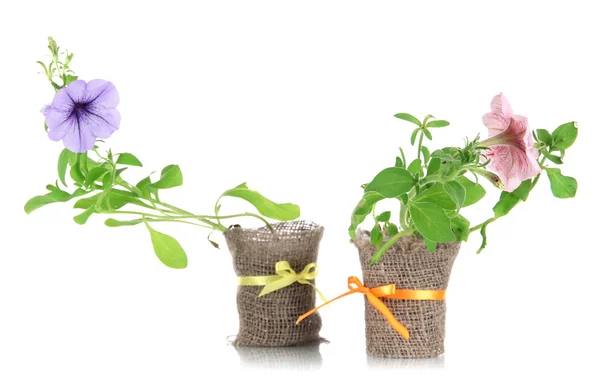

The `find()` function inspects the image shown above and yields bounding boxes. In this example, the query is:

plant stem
[370,229,414,264]
[417,131,424,162]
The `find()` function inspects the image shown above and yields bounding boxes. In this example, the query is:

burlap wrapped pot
[224,220,324,347]
[353,230,460,358]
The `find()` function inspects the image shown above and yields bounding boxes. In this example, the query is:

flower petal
[84,79,120,108]
[46,107,75,141]
[486,145,541,192]
[79,106,120,139]
[490,93,513,117]
[64,80,88,103]
[61,123,97,153]
[482,112,511,135]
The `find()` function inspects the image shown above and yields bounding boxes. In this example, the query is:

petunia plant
[26,37,300,268]
[350,93,578,263]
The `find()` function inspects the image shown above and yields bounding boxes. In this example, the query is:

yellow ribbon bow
[296,276,446,341]
[237,261,326,302]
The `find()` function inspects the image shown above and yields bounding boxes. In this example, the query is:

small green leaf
[398,193,408,205]
[414,183,456,210]
[145,222,188,269]
[105,218,143,227]
[422,128,433,140]
[421,146,430,164]
[430,150,454,161]
[364,167,415,198]
[409,202,456,242]
[410,128,419,145]
[385,222,399,236]
[511,179,533,201]
[136,176,158,200]
[424,238,437,252]
[426,120,450,128]
[149,165,183,189]
[84,167,109,187]
[450,214,470,242]
[427,158,441,176]
[349,191,385,238]
[546,168,577,198]
[220,183,300,221]
[74,190,150,211]
[376,211,391,222]
[116,153,143,167]
[65,74,78,85]
[444,181,466,209]
[394,113,421,126]
[370,224,383,248]
[476,219,492,254]
[456,176,486,207]
[407,159,423,176]
[70,163,85,184]
[57,148,72,187]
[541,148,563,164]
[536,129,553,146]
[551,122,577,150]
[395,156,404,168]
[493,191,520,218]
[73,206,95,225]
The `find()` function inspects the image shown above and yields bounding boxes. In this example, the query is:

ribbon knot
[237,261,326,302]
[296,276,446,341]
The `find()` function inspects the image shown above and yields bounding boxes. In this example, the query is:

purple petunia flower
[44,79,120,153]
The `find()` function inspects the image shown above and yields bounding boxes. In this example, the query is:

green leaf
[70,162,85,184]
[407,159,423,176]
[57,148,72,187]
[444,181,466,209]
[424,238,437,252]
[73,206,95,225]
[135,176,157,200]
[450,214,470,242]
[551,122,578,150]
[422,128,433,140]
[426,158,441,176]
[456,176,486,207]
[410,128,419,145]
[430,150,454,161]
[414,183,456,210]
[149,165,183,189]
[511,179,532,201]
[78,153,89,175]
[536,129,553,146]
[370,224,383,248]
[65,74,78,85]
[541,148,563,164]
[24,189,71,214]
[364,167,415,198]
[349,191,385,238]
[426,120,450,128]
[476,219,492,254]
[145,222,188,269]
[493,191,520,218]
[376,211,391,222]
[220,183,300,221]
[84,167,109,187]
[105,218,143,227]
[409,202,456,242]
[421,146,430,164]
[398,193,408,205]
[74,190,150,211]
[546,168,577,198]
[116,153,143,167]
[385,222,399,236]
[395,156,404,168]
[394,113,421,126]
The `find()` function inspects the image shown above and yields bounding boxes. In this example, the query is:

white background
[1,0,599,383]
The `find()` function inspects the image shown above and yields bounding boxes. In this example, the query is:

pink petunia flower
[479,93,541,192]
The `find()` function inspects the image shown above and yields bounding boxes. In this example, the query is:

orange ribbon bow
[296,276,446,341]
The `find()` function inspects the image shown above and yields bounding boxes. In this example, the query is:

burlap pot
[224,220,324,347]
[353,230,460,358]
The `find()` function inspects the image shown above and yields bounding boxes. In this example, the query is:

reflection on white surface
[367,354,445,369]
[234,342,324,370]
